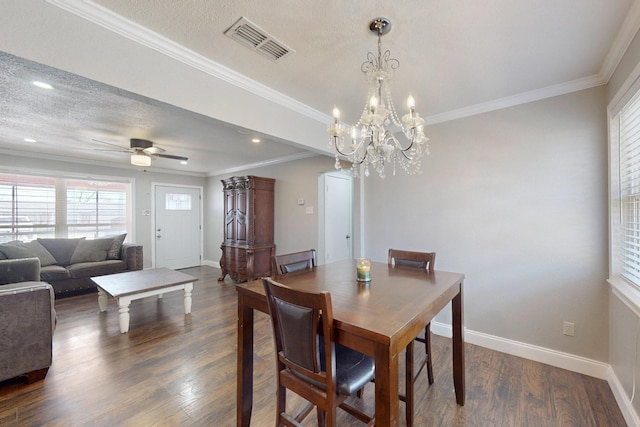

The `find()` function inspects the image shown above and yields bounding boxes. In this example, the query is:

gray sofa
[0,257,55,383]
[0,235,143,297]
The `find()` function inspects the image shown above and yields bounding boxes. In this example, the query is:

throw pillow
[0,240,57,266]
[21,240,57,266]
[0,244,33,260]
[107,233,127,260]
[38,238,85,266]
[70,238,114,264]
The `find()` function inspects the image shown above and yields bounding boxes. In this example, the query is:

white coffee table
[91,267,198,333]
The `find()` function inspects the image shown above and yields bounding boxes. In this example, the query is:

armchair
[0,257,55,383]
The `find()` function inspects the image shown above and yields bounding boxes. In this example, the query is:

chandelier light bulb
[332,106,341,122]
[407,94,415,110]
[369,96,378,113]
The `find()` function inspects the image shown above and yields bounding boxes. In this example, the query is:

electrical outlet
[563,321,575,337]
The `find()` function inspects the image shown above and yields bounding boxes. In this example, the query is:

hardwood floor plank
[0,266,627,426]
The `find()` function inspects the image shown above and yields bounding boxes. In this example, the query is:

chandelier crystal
[327,17,429,178]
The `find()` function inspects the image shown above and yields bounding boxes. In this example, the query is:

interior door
[154,185,202,269]
[324,173,353,263]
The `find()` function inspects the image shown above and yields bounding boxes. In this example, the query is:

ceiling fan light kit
[130,153,151,167]
[93,138,188,167]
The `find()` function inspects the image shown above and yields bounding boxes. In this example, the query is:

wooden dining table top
[236,259,465,351]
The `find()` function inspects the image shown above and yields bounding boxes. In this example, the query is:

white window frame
[608,62,640,315]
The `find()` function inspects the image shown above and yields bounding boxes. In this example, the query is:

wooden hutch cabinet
[218,176,275,282]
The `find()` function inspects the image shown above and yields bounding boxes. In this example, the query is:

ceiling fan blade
[143,145,165,155]
[156,153,188,161]
[91,138,131,153]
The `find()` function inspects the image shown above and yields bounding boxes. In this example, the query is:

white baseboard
[430,321,609,379]
[430,322,639,425]
[201,259,220,268]
[608,365,640,427]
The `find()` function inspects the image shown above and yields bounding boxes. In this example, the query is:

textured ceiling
[0,0,636,174]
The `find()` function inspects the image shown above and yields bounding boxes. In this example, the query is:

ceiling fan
[92,138,188,167]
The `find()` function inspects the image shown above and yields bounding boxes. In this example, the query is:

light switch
[306,206,314,215]
[298,198,305,205]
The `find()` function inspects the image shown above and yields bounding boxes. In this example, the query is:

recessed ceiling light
[180,160,188,165]
[32,81,53,90]
[23,138,37,143]
[252,138,261,143]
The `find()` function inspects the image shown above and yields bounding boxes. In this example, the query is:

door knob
[157,235,162,239]
[346,235,351,239]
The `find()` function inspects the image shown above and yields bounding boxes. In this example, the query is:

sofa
[0,235,143,297]
[0,257,56,383]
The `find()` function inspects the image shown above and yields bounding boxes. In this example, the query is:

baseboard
[608,365,640,427]
[201,259,220,268]
[430,321,609,379]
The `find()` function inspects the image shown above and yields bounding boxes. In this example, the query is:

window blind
[0,173,130,243]
[619,93,640,285]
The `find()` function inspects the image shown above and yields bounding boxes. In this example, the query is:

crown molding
[45,0,636,129]
[600,0,640,82]
[45,0,331,125]
[426,74,607,125]
[209,151,320,177]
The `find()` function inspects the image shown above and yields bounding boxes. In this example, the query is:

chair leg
[317,408,326,427]
[425,323,434,385]
[406,341,414,427]
[277,383,287,426]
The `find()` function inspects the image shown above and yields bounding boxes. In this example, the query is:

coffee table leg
[98,287,108,312]
[118,298,131,333]
[184,283,193,314]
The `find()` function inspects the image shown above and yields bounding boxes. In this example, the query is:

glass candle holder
[356,258,371,282]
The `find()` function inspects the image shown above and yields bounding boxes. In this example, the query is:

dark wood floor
[0,266,627,426]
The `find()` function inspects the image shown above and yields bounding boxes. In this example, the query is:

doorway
[153,184,202,269]
[318,172,353,264]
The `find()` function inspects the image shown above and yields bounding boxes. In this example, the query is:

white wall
[0,153,206,268]
[364,87,609,362]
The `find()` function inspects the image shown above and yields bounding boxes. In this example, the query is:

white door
[154,185,202,269]
[323,173,353,263]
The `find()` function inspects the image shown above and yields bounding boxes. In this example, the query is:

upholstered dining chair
[388,248,436,427]
[263,277,375,426]
[272,249,317,275]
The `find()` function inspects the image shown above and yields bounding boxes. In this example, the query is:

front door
[154,185,202,269]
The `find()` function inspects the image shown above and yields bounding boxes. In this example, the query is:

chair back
[388,248,436,273]
[273,249,317,275]
[263,277,336,394]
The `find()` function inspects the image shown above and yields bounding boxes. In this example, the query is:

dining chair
[272,249,317,275]
[263,277,376,426]
[388,248,436,427]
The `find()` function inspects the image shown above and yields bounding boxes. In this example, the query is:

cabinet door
[224,189,235,242]
[234,188,249,243]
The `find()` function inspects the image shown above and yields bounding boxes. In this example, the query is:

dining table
[235,259,465,427]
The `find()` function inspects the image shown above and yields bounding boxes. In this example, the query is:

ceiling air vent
[225,17,294,62]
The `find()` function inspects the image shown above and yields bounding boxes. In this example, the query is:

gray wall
[364,86,609,362]
[0,153,206,269]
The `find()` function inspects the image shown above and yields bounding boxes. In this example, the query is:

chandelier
[327,17,429,178]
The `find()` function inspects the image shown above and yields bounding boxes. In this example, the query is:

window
[0,173,131,243]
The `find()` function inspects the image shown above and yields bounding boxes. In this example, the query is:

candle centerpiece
[356,258,371,282]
